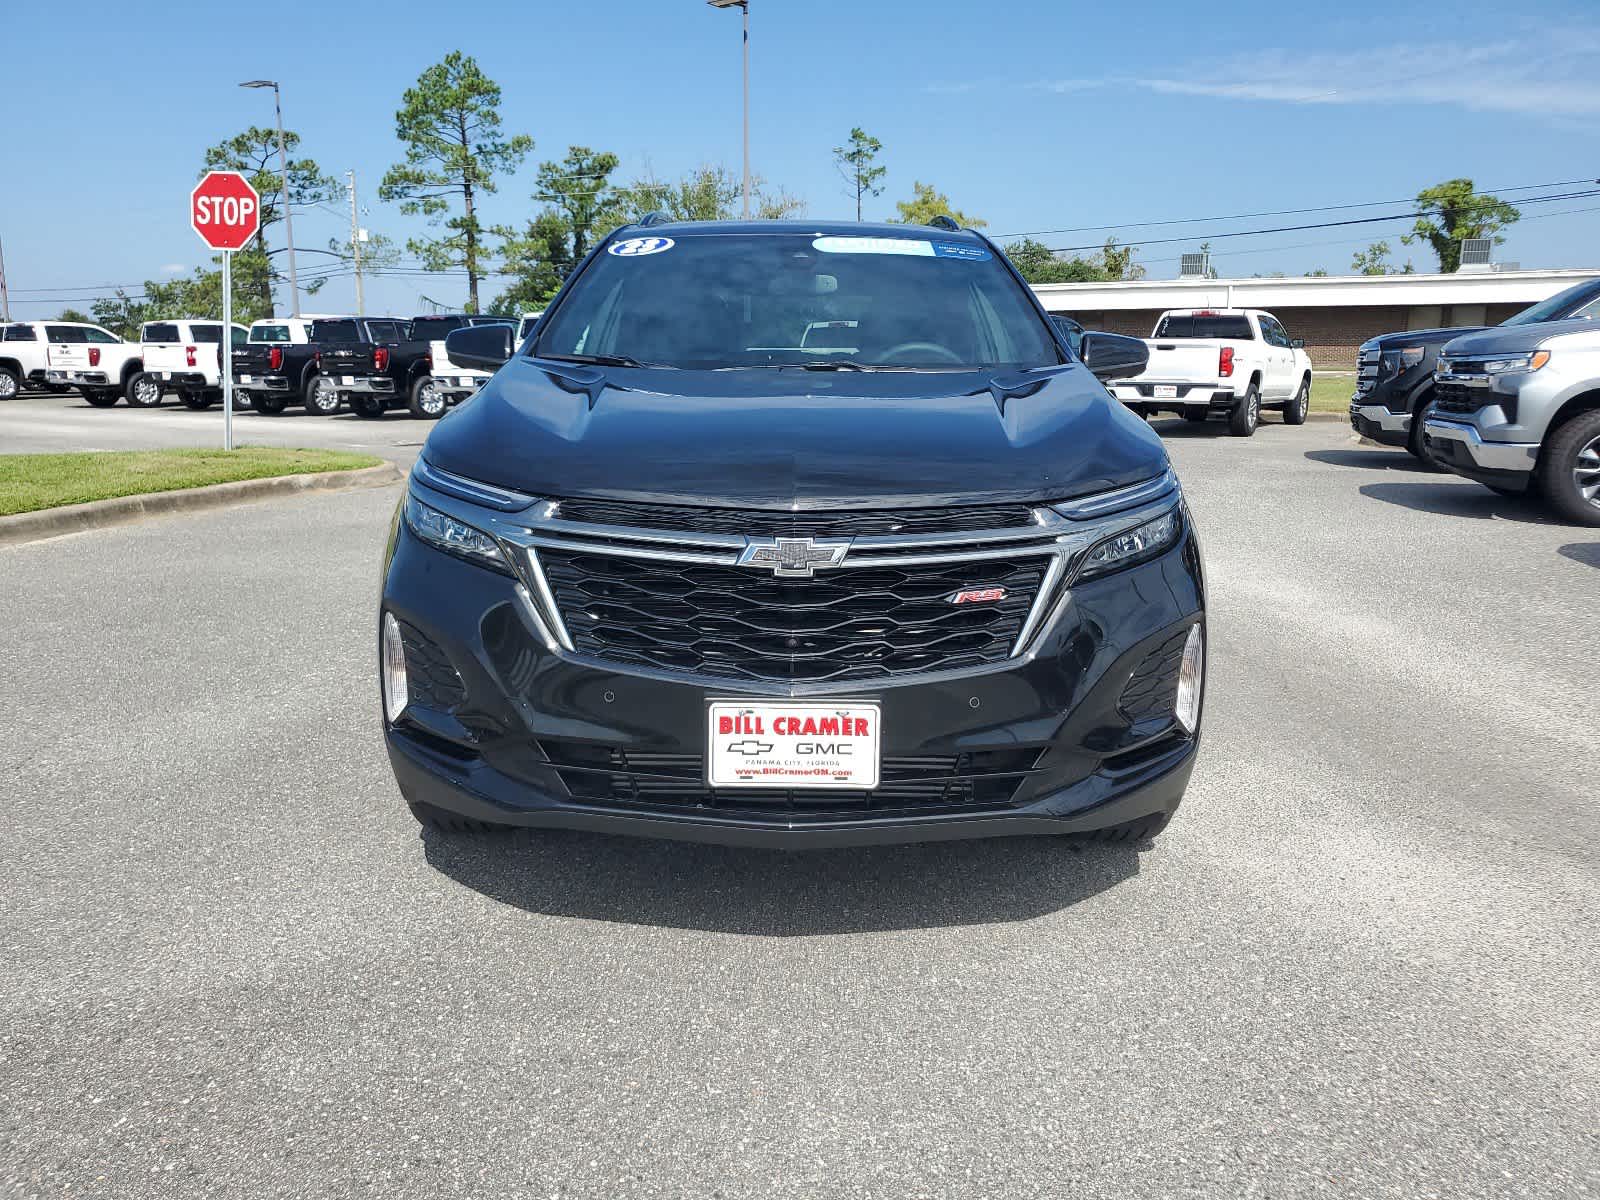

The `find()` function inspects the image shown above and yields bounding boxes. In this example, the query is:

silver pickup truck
[1423,318,1600,526]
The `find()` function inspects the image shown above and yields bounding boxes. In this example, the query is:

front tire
[409,375,447,420]
[125,372,162,408]
[83,388,121,408]
[1537,409,1600,527]
[304,375,342,416]
[0,367,18,400]
[1228,383,1260,437]
[1284,377,1310,425]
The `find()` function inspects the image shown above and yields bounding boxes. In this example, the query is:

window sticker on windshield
[608,237,675,257]
[812,236,935,257]
[932,242,992,262]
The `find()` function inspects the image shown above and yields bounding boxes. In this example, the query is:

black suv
[1351,276,1600,459]
[378,220,1204,848]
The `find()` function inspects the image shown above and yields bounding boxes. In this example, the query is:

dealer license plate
[1154,384,1178,399]
[239,374,253,383]
[341,375,355,386]
[707,700,881,789]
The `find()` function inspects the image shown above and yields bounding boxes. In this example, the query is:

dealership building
[1033,268,1600,370]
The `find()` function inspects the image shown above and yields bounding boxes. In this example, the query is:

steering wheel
[881,341,964,366]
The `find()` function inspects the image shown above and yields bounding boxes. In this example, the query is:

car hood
[421,359,1169,509]
[1368,326,1485,350]
[1443,317,1597,356]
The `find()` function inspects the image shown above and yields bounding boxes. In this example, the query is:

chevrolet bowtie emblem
[737,536,851,578]
[725,739,774,755]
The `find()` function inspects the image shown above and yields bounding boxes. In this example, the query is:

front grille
[1118,629,1188,724]
[551,498,1039,537]
[399,621,465,711]
[1355,346,1383,398]
[539,550,1046,683]
[541,740,1043,815]
[1434,381,1492,415]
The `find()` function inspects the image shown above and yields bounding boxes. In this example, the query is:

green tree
[833,127,886,221]
[1403,178,1520,273]
[379,52,532,312]
[891,181,984,228]
[203,127,339,314]
[56,308,92,323]
[1099,237,1144,281]
[493,147,631,314]
[616,166,802,223]
[1304,267,1330,277]
[1351,240,1394,275]
[1003,238,1104,284]
[91,262,270,338]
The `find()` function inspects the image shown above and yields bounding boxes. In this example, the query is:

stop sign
[191,171,261,251]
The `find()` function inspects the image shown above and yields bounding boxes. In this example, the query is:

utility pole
[0,234,10,321]
[240,81,301,316]
[346,170,365,317]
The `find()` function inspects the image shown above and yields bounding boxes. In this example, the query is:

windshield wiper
[537,352,656,368]
[799,360,872,371]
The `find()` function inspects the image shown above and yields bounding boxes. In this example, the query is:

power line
[995,177,1600,240]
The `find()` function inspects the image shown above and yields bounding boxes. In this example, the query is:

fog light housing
[381,611,408,723]
[1175,623,1203,733]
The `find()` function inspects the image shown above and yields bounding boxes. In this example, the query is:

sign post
[190,171,261,450]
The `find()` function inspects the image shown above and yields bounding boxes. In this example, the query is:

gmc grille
[539,549,1047,683]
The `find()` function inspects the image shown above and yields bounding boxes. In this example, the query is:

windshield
[1501,279,1600,327]
[1153,314,1254,340]
[252,324,291,343]
[312,320,362,343]
[535,231,1061,370]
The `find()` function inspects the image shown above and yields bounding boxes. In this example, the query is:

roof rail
[637,211,673,228]
[927,215,960,232]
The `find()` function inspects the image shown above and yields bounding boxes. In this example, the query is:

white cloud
[942,30,1600,118]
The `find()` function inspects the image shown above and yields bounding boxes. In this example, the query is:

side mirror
[445,324,514,372]
[1290,337,1306,348]
[1080,331,1149,381]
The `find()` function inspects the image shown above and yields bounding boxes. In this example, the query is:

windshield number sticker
[812,236,990,261]
[608,237,675,257]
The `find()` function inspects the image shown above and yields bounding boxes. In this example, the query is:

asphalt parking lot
[2,404,1597,1198]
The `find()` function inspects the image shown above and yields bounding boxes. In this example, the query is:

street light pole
[241,80,301,317]
[707,0,751,219]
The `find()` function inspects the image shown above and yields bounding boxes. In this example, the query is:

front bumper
[1423,417,1539,489]
[379,514,1206,847]
[1349,403,1411,445]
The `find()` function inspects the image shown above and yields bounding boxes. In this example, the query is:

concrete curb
[0,462,402,549]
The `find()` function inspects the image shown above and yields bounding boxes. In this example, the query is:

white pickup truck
[2,320,134,402]
[1107,308,1313,436]
[129,319,249,410]
[44,325,145,407]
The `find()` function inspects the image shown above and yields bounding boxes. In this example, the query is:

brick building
[1033,269,1600,370]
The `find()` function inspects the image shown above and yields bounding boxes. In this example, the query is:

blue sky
[5,0,1599,319]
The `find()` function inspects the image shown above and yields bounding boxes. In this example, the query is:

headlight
[381,611,408,723]
[1483,350,1550,374]
[1075,506,1182,582]
[405,495,511,572]
[1398,346,1427,369]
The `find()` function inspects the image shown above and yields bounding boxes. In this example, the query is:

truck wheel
[350,395,387,419]
[409,376,447,420]
[0,367,18,400]
[1228,384,1260,437]
[1284,377,1310,425]
[304,375,342,416]
[230,391,253,412]
[1537,409,1600,527]
[251,393,288,416]
[1406,399,1441,470]
[83,388,121,408]
[125,372,163,408]
[182,392,215,411]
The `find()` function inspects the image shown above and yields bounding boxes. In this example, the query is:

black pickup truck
[324,313,514,420]
[293,317,413,416]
